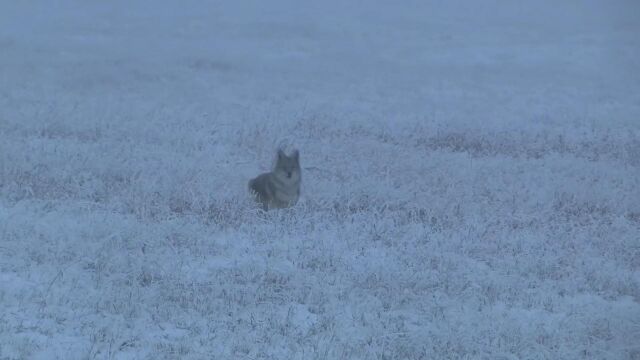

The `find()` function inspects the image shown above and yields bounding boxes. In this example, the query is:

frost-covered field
[1,1,639,359]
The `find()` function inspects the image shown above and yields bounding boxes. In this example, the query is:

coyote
[248,149,301,210]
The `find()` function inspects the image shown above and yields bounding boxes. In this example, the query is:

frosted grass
[1,1,639,359]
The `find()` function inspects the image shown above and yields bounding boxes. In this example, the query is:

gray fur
[248,149,301,210]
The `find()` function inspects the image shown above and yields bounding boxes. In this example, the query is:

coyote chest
[270,178,299,205]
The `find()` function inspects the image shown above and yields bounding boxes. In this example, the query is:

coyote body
[248,149,301,210]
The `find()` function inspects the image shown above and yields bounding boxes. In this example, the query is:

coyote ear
[277,149,285,160]
[293,149,299,161]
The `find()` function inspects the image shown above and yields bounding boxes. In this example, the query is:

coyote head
[274,149,301,183]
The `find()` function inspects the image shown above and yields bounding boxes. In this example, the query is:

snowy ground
[1,1,639,359]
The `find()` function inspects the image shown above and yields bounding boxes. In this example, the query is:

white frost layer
[1,1,639,359]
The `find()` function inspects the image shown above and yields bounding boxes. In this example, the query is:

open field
[1,1,639,359]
